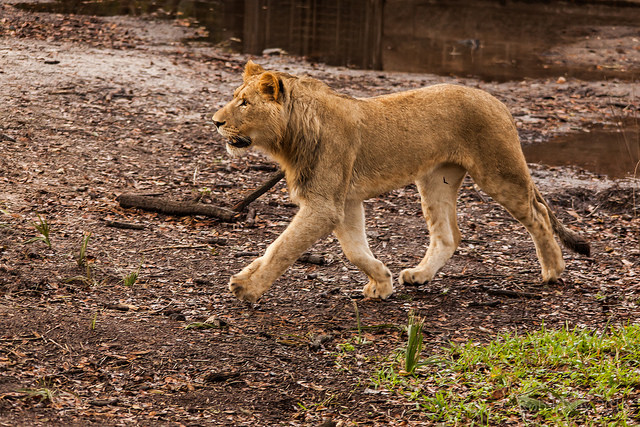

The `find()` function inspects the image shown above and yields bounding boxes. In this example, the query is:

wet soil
[0,3,639,426]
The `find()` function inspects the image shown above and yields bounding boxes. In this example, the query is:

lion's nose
[213,120,225,128]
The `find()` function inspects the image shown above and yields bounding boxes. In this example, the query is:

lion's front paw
[229,259,269,303]
[229,273,264,303]
[363,278,393,300]
[399,268,433,287]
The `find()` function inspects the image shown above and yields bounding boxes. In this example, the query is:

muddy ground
[0,3,639,426]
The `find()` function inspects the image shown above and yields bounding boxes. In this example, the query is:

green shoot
[77,232,91,267]
[352,300,365,344]
[25,214,52,248]
[123,269,138,287]
[122,261,142,287]
[65,262,97,287]
[403,310,424,375]
[90,312,98,330]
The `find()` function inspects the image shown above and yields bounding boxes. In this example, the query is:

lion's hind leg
[399,164,466,286]
[334,200,393,299]
[470,169,565,283]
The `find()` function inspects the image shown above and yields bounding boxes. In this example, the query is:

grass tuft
[122,261,142,287]
[403,310,424,375]
[18,387,55,403]
[25,214,52,248]
[373,323,640,425]
[77,232,91,267]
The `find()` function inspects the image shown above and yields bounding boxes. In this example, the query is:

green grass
[373,324,640,425]
[122,261,142,287]
[25,214,51,248]
[184,322,219,330]
[18,387,55,403]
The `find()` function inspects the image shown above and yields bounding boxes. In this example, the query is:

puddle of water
[523,123,640,179]
[15,0,640,82]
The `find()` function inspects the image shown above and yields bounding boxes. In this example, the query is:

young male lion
[212,61,590,303]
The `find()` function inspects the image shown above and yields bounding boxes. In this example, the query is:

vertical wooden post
[367,0,384,70]
[243,0,259,54]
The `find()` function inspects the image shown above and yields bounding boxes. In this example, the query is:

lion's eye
[239,98,248,107]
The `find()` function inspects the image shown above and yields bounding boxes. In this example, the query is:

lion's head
[212,61,288,156]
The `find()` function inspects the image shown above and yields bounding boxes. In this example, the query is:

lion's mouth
[227,136,252,148]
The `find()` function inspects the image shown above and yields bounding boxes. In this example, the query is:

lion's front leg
[229,256,268,302]
[334,200,393,299]
[230,205,339,302]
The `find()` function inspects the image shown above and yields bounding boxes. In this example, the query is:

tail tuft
[559,230,591,257]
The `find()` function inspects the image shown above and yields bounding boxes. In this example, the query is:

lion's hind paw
[398,268,433,287]
[363,279,393,300]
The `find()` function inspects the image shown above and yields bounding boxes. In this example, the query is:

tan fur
[212,61,590,303]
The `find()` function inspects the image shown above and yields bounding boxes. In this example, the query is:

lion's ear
[243,60,265,81]
[258,72,282,102]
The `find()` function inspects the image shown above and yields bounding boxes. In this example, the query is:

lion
[212,61,590,303]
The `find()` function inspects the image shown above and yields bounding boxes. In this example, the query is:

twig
[234,251,260,257]
[43,337,68,353]
[105,220,145,230]
[140,244,211,253]
[349,324,402,331]
[0,336,44,342]
[232,170,285,212]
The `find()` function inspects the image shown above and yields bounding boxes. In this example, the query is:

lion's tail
[534,187,591,257]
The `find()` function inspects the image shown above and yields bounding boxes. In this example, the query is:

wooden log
[116,194,238,222]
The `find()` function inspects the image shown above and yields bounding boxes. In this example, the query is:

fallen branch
[117,194,238,222]
[117,170,285,222]
[232,170,285,212]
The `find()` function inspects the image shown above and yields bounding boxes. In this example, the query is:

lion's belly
[348,162,435,200]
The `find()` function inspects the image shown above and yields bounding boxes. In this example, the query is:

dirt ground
[1,3,639,426]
